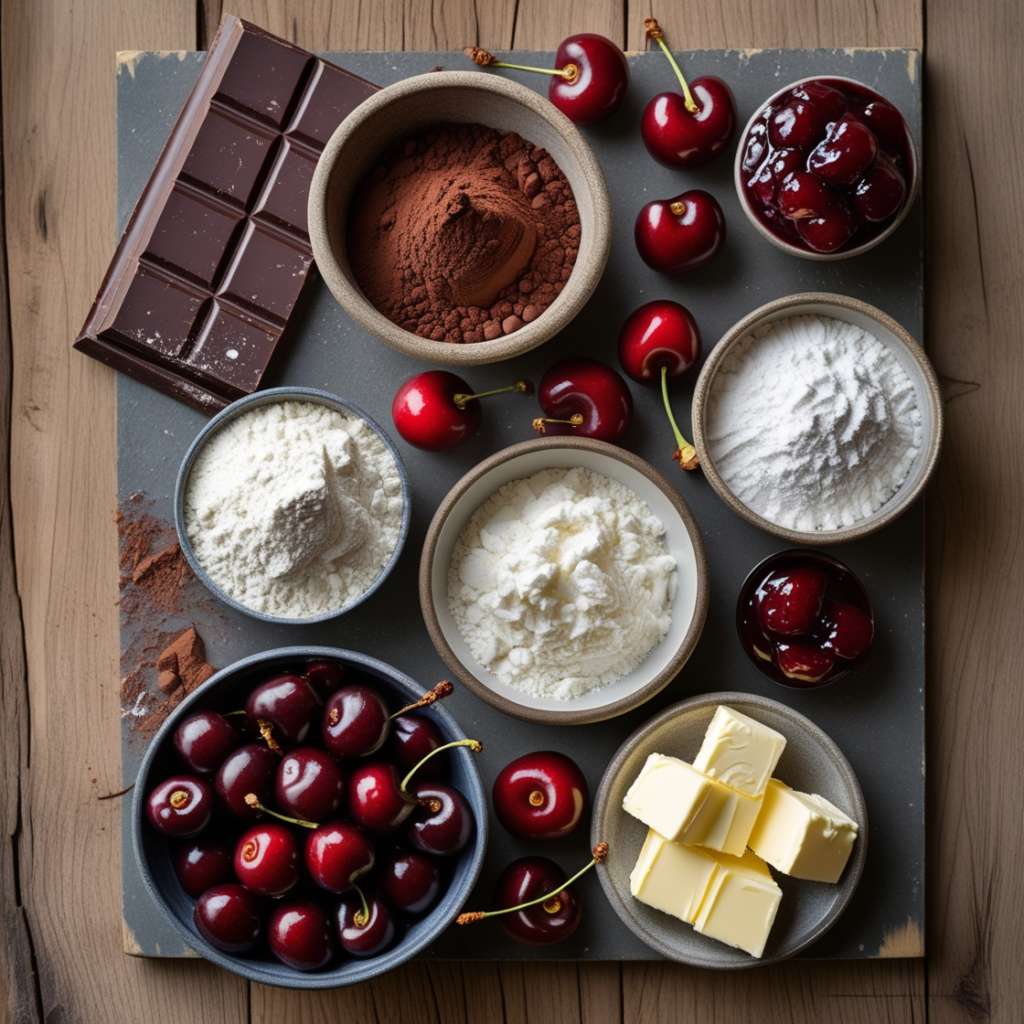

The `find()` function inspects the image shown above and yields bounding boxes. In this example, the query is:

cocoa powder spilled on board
[348,123,581,344]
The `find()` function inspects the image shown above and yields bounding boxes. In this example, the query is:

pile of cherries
[741,78,913,254]
[737,551,875,687]
[144,660,477,971]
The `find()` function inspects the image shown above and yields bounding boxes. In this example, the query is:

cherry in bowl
[736,549,874,687]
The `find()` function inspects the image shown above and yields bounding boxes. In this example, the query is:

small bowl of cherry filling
[735,77,918,259]
[736,550,874,688]
[133,647,487,988]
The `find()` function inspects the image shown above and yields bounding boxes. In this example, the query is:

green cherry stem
[452,380,534,411]
[390,680,455,720]
[464,47,579,83]
[400,738,483,794]
[661,366,699,471]
[644,18,699,114]
[244,793,318,829]
[457,843,609,925]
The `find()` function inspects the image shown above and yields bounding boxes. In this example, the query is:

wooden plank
[0,0,247,1020]
[924,0,1024,1022]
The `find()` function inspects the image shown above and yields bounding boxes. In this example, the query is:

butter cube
[693,706,787,798]
[622,753,712,842]
[747,779,859,883]
[629,830,719,924]
[680,778,763,856]
[693,848,782,958]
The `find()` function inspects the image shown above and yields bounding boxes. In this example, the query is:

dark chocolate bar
[75,16,377,412]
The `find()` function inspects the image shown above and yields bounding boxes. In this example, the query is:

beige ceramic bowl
[419,437,709,725]
[734,76,919,261]
[308,71,612,367]
[691,293,943,545]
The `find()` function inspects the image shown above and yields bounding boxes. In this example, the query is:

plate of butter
[591,693,867,968]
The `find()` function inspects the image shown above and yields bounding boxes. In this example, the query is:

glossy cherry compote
[736,549,874,687]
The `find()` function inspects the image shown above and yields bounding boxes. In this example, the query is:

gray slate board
[117,47,924,962]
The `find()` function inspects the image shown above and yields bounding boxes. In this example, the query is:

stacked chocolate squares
[623,706,859,958]
[74,16,377,412]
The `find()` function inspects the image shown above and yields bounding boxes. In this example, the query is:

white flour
[184,400,404,618]
[448,467,677,700]
[706,315,922,531]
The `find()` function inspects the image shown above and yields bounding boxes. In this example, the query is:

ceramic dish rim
[590,690,868,968]
[174,386,411,624]
[690,292,944,545]
[418,436,710,725]
[732,74,920,261]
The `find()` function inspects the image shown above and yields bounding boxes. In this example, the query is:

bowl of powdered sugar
[420,437,709,725]
[692,294,943,544]
[176,388,409,623]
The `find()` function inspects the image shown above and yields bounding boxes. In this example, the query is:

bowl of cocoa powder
[309,71,611,365]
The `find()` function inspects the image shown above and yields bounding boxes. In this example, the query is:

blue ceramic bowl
[175,387,411,625]
[132,647,488,988]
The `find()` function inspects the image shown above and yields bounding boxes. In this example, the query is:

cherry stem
[256,718,284,756]
[391,680,454,720]
[457,843,609,925]
[452,380,533,411]
[532,414,584,435]
[463,47,579,83]
[661,366,699,471]
[223,709,247,717]
[400,738,482,794]
[243,793,318,829]
[351,882,370,928]
[644,18,699,113]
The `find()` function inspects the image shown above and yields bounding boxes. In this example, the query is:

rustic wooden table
[1,1,1018,1022]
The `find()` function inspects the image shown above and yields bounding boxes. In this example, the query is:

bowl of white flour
[176,388,410,623]
[420,437,710,725]
[692,294,943,545]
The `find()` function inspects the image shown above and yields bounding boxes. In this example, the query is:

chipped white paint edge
[117,50,189,79]
[874,917,925,957]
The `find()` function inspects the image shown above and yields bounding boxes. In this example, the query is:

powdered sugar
[706,315,922,531]
[184,400,404,618]
[447,467,677,700]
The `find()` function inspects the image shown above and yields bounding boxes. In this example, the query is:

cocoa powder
[348,123,581,344]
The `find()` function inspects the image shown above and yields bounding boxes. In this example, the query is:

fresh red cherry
[774,640,836,684]
[335,890,396,957]
[406,782,473,856]
[820,601,874,660]
[304,821,375,893]
[794,201,858,253]
[533,357,632,443]
[640,19,735,168]
[808,113,879,186]
[463,36,628,126]
[391,371,532,452]
[268,901,334,971]
[304,660,345,700]
[379,850,442,914]
[275,747,345,822]
[172,838,234,898]
[245,673,322,748]
[174,711,240,775]
[635,189,726,276]
[853,152,906,222]
[790,81,847,122]
[146,775,213,838]
[493,857,581,945]
[322,684,390,759]
[215,743,278,820]
[193,884,262,953]
[348,739,481,833]
[234,823,301,897]
[768,99,826,151]
[756,566,827,636]
[384,714,447,782]
[618,300,700,384]
[492,751,588,841]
